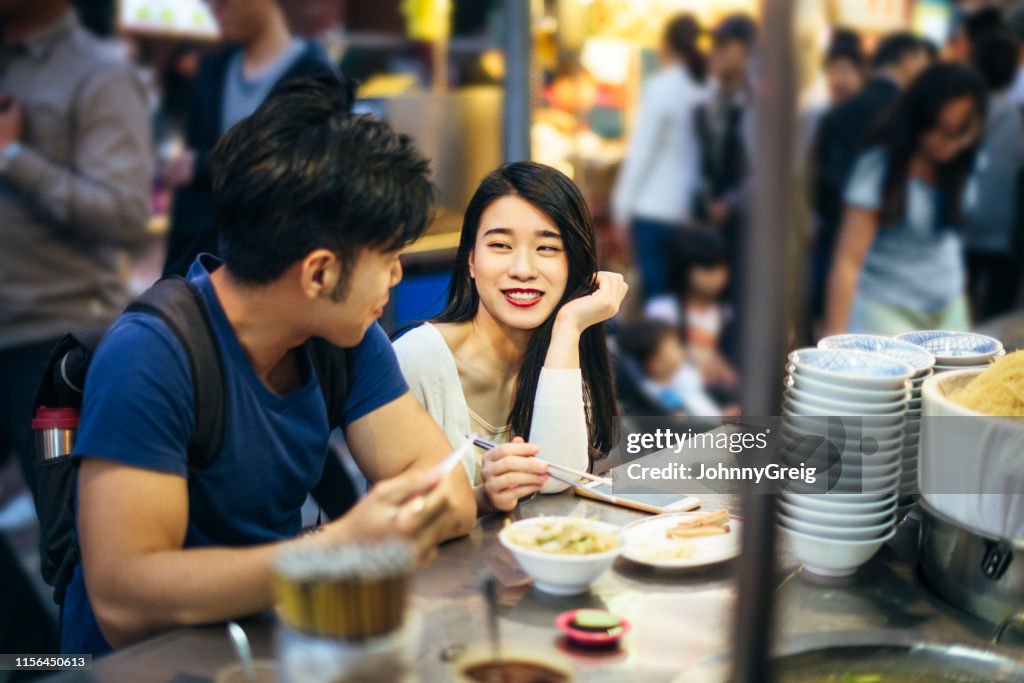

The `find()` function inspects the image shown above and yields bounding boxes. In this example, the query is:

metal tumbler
[32,407,79,461]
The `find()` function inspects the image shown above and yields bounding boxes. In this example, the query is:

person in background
[822,30,867,103]
[645,234,738,405]
[611,13,709,303]
[1005,2,1024,108]
[159,44,204,138]
[964,29,1024,321]
[162,0,339,277]
[950,5,1004,62]
[64,79,475,657]
[0,0,151,500]
[692,13,757,367]
[809,32,930,333]
[617,319,732,419]
[826,63,987,335]
[799,28,866,154]
[394,162,626,513]
[693,13,757,247]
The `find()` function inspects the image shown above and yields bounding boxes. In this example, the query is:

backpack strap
[306,337,358,519]
[306,337,355,431]
[126,276,226,471]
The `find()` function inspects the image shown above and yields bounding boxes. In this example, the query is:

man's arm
[77,459,285,649]
[344,392,476,539]
[4,62,151,246]
[78,455,453,650]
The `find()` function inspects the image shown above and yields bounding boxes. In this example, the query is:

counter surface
[44,482,1017,682]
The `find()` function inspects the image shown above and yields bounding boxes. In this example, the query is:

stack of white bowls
[778,348,913,577]
[895,330,1004,373]
[817,335,935,500]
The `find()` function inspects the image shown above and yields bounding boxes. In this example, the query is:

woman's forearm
[824,256,861,336]
[532,317,590,489]
[544,317,582,369]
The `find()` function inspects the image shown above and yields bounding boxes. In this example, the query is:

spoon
[227,621,256,682]
[480,571,502,682]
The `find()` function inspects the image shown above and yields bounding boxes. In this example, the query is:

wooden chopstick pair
[468,435,612,486]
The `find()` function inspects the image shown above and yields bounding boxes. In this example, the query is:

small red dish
[555,610,630,648]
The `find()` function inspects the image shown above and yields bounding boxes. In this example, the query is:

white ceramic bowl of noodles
[498,517,622,595]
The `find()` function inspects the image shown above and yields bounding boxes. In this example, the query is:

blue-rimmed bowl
[818,334,935,376]
[789,348,914,390]
[894,330,1003,366]
[785,371,908,404]
[785,387,908,416]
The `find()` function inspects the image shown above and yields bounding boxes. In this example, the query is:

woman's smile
[502,288,544,307]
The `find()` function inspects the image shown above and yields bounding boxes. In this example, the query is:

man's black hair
[825,28,865,68]
[971,28,1020,91]
[871,32,924,70]
[211,76,435,287]
[713,13,757,49]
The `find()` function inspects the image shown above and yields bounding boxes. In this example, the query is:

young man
[162,0,335,276]
[63,78,476,657]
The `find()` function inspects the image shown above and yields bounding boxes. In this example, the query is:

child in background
[644,237,738,395]
[617,319,734,417]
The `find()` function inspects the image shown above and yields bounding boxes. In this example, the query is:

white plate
[621,511,742,569]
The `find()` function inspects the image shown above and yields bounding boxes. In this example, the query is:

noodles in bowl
[498,517,622,595]
[947,350,1024,417]
[504,518,620,556]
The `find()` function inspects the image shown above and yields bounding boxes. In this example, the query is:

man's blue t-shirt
[61,255,408,656]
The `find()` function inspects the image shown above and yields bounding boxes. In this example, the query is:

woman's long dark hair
[433,162,619,460]
[664,14,707,84]
[867,62,987,227]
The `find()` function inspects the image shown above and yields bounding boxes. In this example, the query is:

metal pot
[672,630,1024,682]
[767,630,1024,681]
[918,497,1024,625]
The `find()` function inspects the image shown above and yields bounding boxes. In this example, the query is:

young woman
[825,63,987,335]
[394,162,627,514]
[611,13,709,301]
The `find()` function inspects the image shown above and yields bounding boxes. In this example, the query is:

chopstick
[468,435,612,486]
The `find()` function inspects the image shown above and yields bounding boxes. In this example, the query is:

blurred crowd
[611,4,1024,421]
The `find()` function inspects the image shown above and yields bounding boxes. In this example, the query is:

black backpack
[32,276,359,605]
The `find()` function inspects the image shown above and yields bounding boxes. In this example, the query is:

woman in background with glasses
[825,62,987,336]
